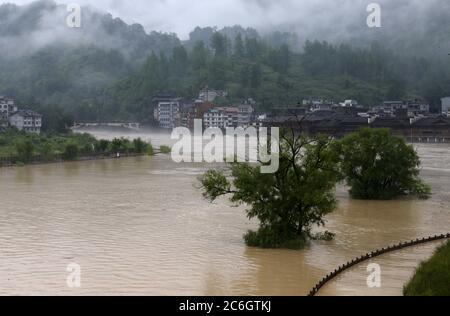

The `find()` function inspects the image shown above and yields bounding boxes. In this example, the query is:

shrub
[147,143,155,156]
[63,143,79,160]
[40,142,55,161]
[96,139,110,153]
[15,139,34,163]
[133,138,146,153]
[159,145,171,154]
[244,226,309,250]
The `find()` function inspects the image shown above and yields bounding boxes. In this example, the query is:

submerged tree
[338,128,431,200]
[200,131,341,249]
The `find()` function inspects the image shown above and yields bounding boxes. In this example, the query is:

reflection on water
[0,130,449,296]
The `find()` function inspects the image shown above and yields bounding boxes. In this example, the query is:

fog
[0,0,445,40]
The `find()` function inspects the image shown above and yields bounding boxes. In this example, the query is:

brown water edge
[0,134,449,296]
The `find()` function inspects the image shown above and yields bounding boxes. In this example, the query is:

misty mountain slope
[0,0,449,122]
[110,36,450,123]
[0,0,180,59]
[0,0,180,112]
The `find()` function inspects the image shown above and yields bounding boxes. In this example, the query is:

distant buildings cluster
[154,87,255,130]
[153,89,450,142]
[0,96,42,133]
[263,97,450,143]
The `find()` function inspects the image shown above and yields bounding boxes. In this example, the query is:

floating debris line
[308,233,450,296]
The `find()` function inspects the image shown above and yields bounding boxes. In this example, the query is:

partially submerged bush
[244,226,309,250]
[159,145,171,155]
[338,128,431,200]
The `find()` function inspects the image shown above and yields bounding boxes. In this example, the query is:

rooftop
[10,110,42,118]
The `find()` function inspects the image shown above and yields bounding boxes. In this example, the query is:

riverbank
[404,240,450,296]
[0,128,170,168]
[0,152,148,168]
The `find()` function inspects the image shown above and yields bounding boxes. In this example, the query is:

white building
[198,87,228,102]
[310,100,333,112]
[0,96,18,126]
[442,97,450,116]
[204,108,226,128]
[157,99,181,129]
[339,100,358,107]
[9,110,42,134]
[203,107,240,129]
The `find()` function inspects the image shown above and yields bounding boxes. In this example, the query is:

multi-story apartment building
[203,107,243,129]
[9,110,42,134]
[0,96,18,126]
[203,108,226,129]
[407,101,430,117]
[223,107,239,127]
[157,98,182,129]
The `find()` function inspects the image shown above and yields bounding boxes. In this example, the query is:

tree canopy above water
[338,128,431,200]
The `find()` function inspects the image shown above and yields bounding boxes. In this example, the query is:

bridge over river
[72,122,141,131]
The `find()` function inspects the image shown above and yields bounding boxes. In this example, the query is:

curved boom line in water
[308,233,450,297]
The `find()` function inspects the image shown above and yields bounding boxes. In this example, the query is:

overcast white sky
[0,0,374,39]
[0,0,439,41]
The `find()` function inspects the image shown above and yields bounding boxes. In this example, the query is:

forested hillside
[0,0,450,123]
[0,0,180,118]
[110,35,450,121]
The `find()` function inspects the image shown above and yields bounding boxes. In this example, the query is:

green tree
[111,137,131,154]
[208,57,228,89]
[200,132,341,249]
[96,139,110,153]
[211,32,228,57]
[234,33,245,58]
[386,79,406,100]
[159,145,171,154]
[171,45,188,75]
[191,41,208,70]
[15,139,34,163]
[250,63,262,89]
[40,142,54,161]
[39,104,74,133]
[63,142,79,160]
[133,138,146,153]
[338,128,431,200]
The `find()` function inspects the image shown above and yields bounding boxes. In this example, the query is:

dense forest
[1,0,450,124]
[109,36,450,122]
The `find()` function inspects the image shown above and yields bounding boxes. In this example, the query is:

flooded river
[0,129,449,296]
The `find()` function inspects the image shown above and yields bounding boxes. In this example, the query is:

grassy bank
[0,128,162,166]
[404,241,450,296]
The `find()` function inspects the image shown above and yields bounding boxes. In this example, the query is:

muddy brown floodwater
[0,129,449,296]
